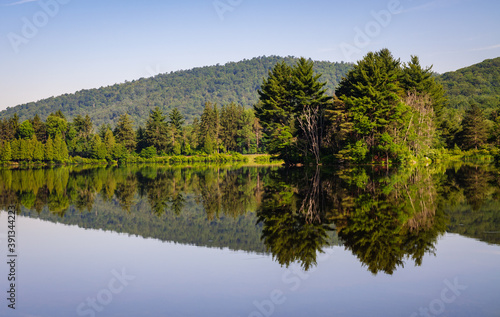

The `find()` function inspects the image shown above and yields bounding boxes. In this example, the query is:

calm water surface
[0,164,499,317]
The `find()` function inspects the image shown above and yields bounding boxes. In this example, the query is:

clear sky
[1,0,499,111]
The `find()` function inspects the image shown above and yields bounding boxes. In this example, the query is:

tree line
[1,49,498,165]
[0,103,263,163]
[256,49,500,165]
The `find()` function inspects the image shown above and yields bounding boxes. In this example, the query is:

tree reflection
[257,168,335,271]
[0,163,499,270]
[257,166,449,274]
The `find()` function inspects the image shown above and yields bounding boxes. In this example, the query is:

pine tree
[0,141,12,162]
[31,114,47,142]
[10,139,20,161]
[114,114,137,152]
[145,107,170,153]
[256,58,331,164]
[32,135,44,162]
[21,138,34,161]
[53,133,69,162]
[459,104,488,150]
[45,137,55,162]
[335,48,409,162]
[199,102,220,153]
[169,108,185,132]
[293,58,332,164]
[220,103,243,152]
[402,56,447,117]
[90,135,106,160]
[103,129,116,160]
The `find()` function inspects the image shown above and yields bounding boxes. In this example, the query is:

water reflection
[256,168,336,271]
[1,163,499,274]
[330,167,448,275]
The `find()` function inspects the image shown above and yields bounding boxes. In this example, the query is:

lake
[0,164,499,317]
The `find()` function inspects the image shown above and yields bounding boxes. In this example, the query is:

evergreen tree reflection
[257,168,335,271]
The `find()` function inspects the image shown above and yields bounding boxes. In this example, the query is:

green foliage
[402,55,447,116]
[0,56,353,127]
[54,133,69,162]
[18,120,35,139]
[458,104,488,150]
[256,58,331,164]
[114,113,137,152]
[140,146,157,158]
[31,114,47,142]
[46,114,68,139]
[32,135,44,162]
[144,107,170,153]
[90,135,107,160]
[334,49,446,164]
[0,140,12,162]
[45,137,55,162]
[169,107,185,132]
[439,57,500,110]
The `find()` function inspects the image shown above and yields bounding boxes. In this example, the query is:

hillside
[0,56,352,127]
[438,57,500,110]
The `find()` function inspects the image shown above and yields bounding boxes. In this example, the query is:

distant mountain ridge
[2,55,498,127]
[438,56,500,110]
[0,56,353,127]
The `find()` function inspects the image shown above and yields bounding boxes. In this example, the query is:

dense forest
[2,164,499,273]
[0,56,353,127]
[438,57,500,110]
[1,50,499,165]
[256,50,499,165]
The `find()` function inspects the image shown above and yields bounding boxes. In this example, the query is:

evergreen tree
[145,107,170,153]
[31,114,47,143]
[169,108,185,132]
[90,135,107,160]
[220,103,243,152]
[402,56,447,117]
[45,137,55,162]
[0,141,12,162]
[459,104,488,150]
[114,114,137,152]
[73,114,93,139]
[103,129,116,160]
[10,139,20,161]
[199,102,220,153]
[293,58,331,164]
[98,123,112,140]
[53,133,69,162]
[335,49,409,163]
[256,58,331,164]
[7,114,20,141]
[32,135,44,162]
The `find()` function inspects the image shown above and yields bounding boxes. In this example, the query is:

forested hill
[438,56,500,110]
[0,56,352,127]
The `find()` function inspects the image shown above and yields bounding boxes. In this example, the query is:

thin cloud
[5,0,38,6]
[470,44,500,52]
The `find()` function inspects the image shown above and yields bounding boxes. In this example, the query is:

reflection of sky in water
[1,214,499,317]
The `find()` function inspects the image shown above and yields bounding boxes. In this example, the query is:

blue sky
[1,0,499,110]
